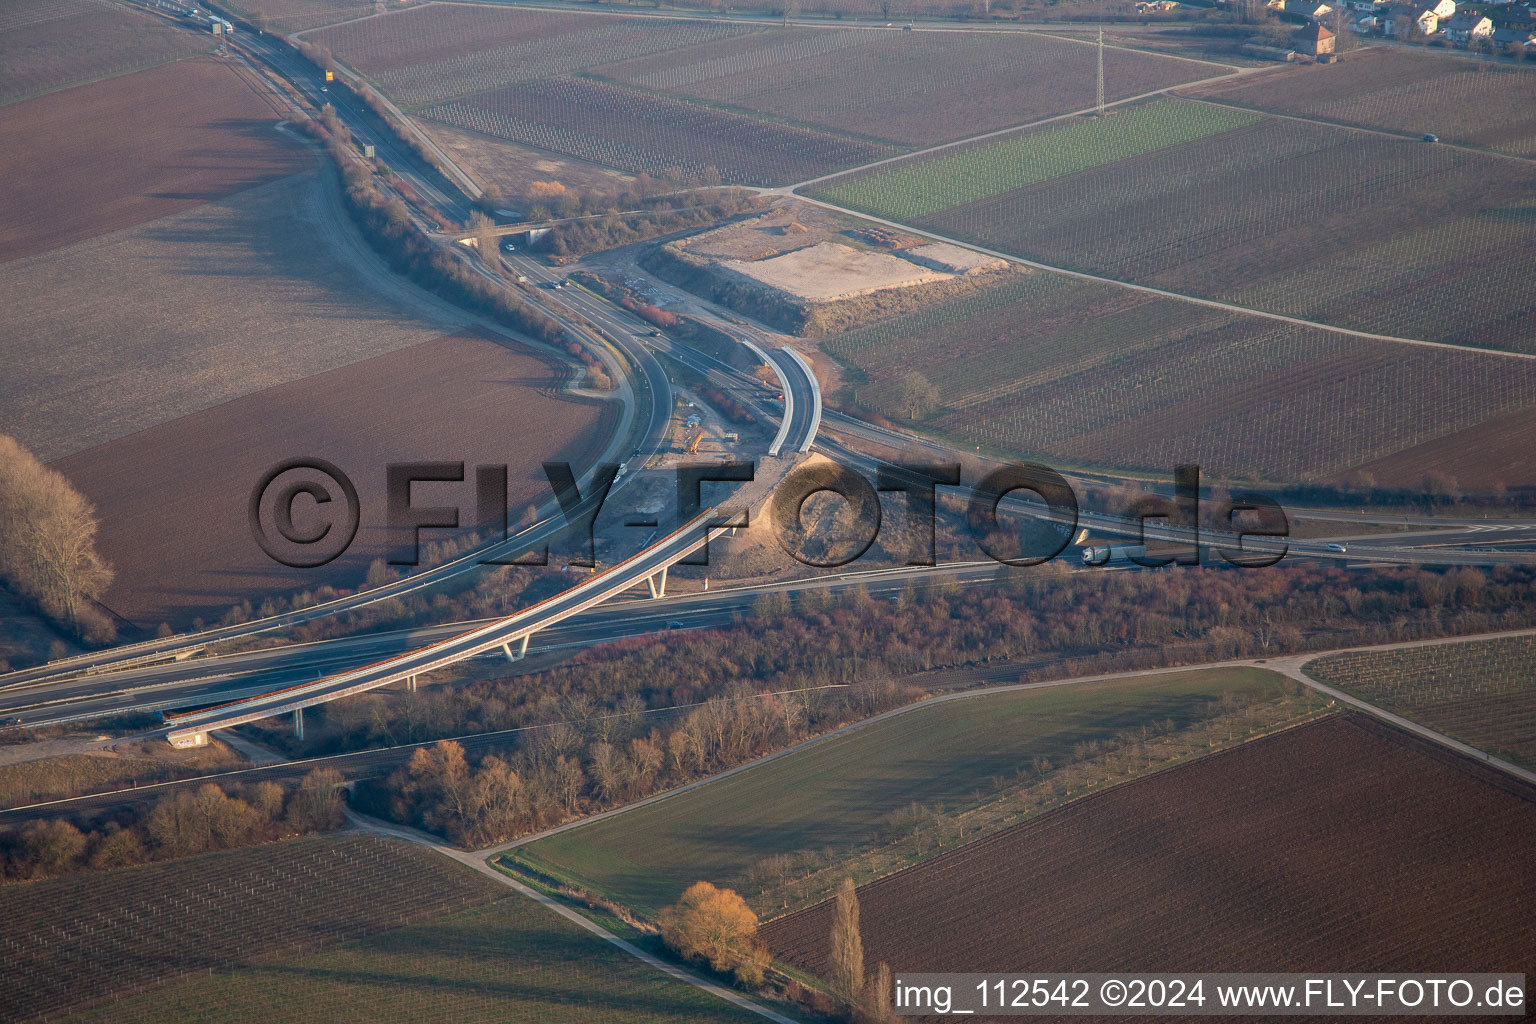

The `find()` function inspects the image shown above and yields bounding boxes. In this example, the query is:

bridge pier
[502,635,530,662]
[406,675,417,692]
[646,566,668,599]
[293,709,304,740]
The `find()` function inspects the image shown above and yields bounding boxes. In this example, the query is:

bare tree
[829,876,865,1001]
[0,435,114,638]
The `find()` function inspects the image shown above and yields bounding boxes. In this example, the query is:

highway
[158,502,741,746]
[0,561,1018,731]
[5,1,1526,746]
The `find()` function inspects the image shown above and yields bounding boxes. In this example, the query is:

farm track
[759,712,1536,1007]
[1180,93,1536,166]
[791,191,1536,361]
[486,627,1536,869]
[345,811,803,1024]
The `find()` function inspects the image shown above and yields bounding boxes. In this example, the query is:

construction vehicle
[684,426,703,455]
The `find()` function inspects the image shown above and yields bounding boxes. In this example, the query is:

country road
[343,809,806,1024]
[8,627,1531,823]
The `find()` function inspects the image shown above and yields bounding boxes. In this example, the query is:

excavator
[682,424,703,455]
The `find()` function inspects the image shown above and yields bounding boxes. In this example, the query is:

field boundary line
[781,80,1270,193]
[1177,93,1536,166]
[490,625,1536,854]
[1277,658,1536,787]
[789,193,1536,361]
[344,809,806,1024]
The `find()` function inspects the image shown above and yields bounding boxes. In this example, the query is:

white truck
[1080,544,1147,566]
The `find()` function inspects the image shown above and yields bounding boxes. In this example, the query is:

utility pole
[1096,28,1106,116]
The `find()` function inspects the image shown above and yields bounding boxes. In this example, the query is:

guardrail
[778,346,822,453]
[164,509,727,745]
[738,338,794,457]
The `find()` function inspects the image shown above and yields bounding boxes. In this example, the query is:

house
[1293,21,1339,47]
[1384,2,1444,33]
[1281,0,1335,17]
[1491,22,1536,43]
[1444,10,1495,38]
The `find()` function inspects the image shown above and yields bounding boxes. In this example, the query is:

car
[1423,133,1439,143]
[1,717,21,727]
[1326,542,1348,553]
[649,330,662,338]
[665,620,686,630]
[631,448,642,457]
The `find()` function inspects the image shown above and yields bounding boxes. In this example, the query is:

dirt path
[343,809,805,1024]
[482,626,1536,856]
[787,192,1536,360]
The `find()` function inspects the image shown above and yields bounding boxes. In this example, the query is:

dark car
[1422,133,1439,143]
[1,717,21,727]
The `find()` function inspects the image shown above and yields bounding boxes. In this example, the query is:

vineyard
[1306,634,1536,770]
[810,99,1262,221]
[0,835,506,1024]
[57,889,766,1024]
[309,6,1227,186]
[901,116,1536,351]
[590,29,1230,147]
[762,715,1536,988]
[0,0,210,105]
[369,19,750,109]
[1183,49,1536,157]
[424,78,895,187]
[822,271,1536,481]
[305,5,623,73]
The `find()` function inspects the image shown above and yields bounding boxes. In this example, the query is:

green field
[58,891,766,1024]
[518,668,1305,915]
[1306,634,1536,770]
[809,99,1260,221]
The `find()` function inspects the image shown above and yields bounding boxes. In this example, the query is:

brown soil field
[763,714,1536,1014]
[1355,405,1536,492]
[0,58,306,264]
[1182,48,1536,156]
[54,330,616,631]
[0,171,466,462]
[916,117,1536,352]
[419,120,634,198]
[819,271,1536,485]
[226,0,400,34]
[0,0,211,105]
[304,3,613,76]
[592,27,1229,148]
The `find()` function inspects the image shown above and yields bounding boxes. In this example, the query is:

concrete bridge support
[406,675,418,692]
[502,635,530,662]
[646,566,668,599]
[293,708,304,740]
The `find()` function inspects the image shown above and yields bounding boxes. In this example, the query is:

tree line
[303,111,615,387]
[0,434,115,644]
[251,559,1536,770]
[354,676,918,848]
[0,768,345,884]
[323,560,1533,847]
